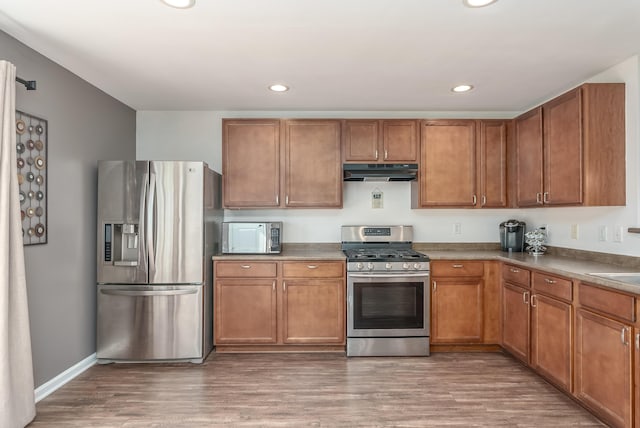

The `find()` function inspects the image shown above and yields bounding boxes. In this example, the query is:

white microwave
[222,222,282,254]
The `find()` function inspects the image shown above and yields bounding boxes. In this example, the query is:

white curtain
[0,60,36,427]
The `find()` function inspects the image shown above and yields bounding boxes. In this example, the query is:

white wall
[137,56,640,256]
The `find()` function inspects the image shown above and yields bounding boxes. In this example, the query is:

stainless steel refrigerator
[96,160,222,363]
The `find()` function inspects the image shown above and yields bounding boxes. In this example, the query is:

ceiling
[1,0,639,112]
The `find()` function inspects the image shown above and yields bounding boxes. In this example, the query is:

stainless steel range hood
[343,163,418,182]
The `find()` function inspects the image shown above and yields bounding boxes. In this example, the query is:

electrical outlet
[453,223,462,235]
[613,225,624,243]
[570,224,579,240]
[598,225,608,241]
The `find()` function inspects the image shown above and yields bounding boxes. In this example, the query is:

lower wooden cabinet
[574,282,635,428]
[215,278,277,344]
[431,261,484,344]
[501,282,530,362]
[214,259,345,349]
[530,293,572,392]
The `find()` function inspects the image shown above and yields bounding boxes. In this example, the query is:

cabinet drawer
[215,261,277,278]
[283,261,345,278]
[579,283,635,323]
[502,264,531,288]
[432,261,484,277]
[532,271,572,302]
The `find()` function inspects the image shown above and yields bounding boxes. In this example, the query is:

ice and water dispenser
[103,222,139,266]
[499,219,526,252]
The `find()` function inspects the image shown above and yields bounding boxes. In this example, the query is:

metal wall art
[16,111,47,245]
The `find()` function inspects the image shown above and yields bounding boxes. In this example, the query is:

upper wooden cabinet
[223,119,281,208]
[342,119,419,163]
[283,120,342,208]
[515,83,625,207]
[222,119,342,208]
[412,119,508,208]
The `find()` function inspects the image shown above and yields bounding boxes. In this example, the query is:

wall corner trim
[34,353,97,403]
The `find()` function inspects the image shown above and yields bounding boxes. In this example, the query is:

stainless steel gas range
[342,225,430,357]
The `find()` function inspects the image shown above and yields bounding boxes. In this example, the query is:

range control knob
[356,262,364,270]
[413,263,422,270]
[367,262,374,271]
[385,263,393,270]
[402,263,410,270]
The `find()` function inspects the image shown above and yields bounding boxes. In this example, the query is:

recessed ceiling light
[161,0,195,9]
[452,84,474,93]
[463,0,498,7]
[269,84,290,92]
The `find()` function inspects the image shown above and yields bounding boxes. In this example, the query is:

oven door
[347,272,430,337]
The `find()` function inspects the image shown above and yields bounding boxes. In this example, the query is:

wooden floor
[29,352,605,427]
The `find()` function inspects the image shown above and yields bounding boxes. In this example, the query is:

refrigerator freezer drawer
[97,285,203,362]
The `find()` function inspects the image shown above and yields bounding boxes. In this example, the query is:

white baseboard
[34,353,97,403]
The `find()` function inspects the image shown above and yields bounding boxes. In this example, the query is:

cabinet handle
[543,192,549,203]
[636,332,639,349]
[530,294,537,308]
[523,291,530,305]
[510,268,520,273]
[272,281,276,291]
[481,195,486,206]
[307,265,318,269]
[472,195,477,206]
[241,265,251,269]
[384,149,388,160]
[276,194,279,205]
[433,281,437,292]
[285,195,289,205]
[375,149,379,160]
[544,278,556,284]
[621,327,630,346]
[452,264,464,268]
[283,281,287,292]
[536,193,542,204]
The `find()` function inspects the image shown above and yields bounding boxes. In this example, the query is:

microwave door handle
[147,171,157,277]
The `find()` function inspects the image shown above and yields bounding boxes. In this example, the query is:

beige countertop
[213,243,640,296]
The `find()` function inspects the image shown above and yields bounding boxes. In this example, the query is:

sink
[587,272,640,286]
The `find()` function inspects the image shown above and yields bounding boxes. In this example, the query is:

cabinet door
[284,120,342,207]
[530,294,572,392]
[343,120,379,162]
[543,88,583,205]
[478,120,508,208]
[281,278,345,344]
[515,107,543,207]
[575,309,632,428]
[381,120,418,162]
[214,279,277,344]
[420,120,477,207]
[222,119,281,208]
[502,282,530,363]
[431,277,483,343]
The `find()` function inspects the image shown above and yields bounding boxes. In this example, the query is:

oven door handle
[348,273,430,278]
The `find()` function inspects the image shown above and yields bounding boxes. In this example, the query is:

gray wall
[1,31,136,387]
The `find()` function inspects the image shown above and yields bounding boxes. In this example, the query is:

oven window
[353,282,424,330]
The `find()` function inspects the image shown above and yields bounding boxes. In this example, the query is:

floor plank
[29,352,605,427]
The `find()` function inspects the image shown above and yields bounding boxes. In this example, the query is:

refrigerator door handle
[100,289,198,297]
[147,171,157,277]
[137,171,149,279]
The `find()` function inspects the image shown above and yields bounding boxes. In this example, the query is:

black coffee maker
[499,219,526,252]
